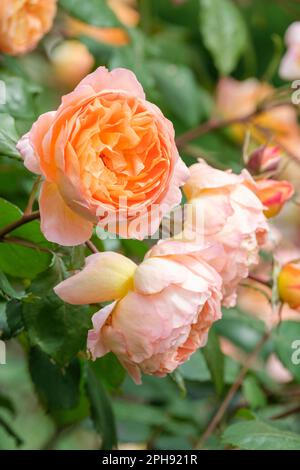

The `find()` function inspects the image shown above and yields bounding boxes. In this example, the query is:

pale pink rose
[17,67,189,245]
[279,22,300,80]
[54,243,222,384]
[183,161,269,307]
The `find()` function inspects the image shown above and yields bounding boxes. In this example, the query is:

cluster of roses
[17,67,273,383]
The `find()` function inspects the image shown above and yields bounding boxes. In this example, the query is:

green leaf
[0,72,39,120]
[202,328,224,395]
[180,350,211,382]
[0,415,23,447]
[170,369,186,398]
[199,0,247,75]
[121,239,149,261]
[215,308,266,353]
[29,347,81,411]
[0,272,23,300]
[23,292,91,366]
[150,61,202,126]
[51,374,90,426]
[0,391,15,415]
[242,375,267,409]
[85,363,117,450]
[4,300,24,339]
[59,0,120,27]
[274,321,300,383]
[0,198,52,279]
[91,353,126,392]
[113,401,168,427]
[0,114,20,158]
[23,260,91,365]
[222,419,300,450]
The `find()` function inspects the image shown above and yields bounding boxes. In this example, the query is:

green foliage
[85,363,117,450]
[199,0,247,75]
[0,114,20,159]
[222,419,300,450]
[275,321,300,383]
[242,375,267,410]
[90,353,126,392]
[0,199,52,278]
[202,328,224,396]
[150,61,203,127]
[29,347,81,411]
[22,262,92,366]
[59,0,120,27]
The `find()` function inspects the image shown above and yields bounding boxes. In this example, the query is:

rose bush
[1,0,300,452]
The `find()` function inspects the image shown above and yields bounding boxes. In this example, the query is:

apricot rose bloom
[182,161,269,307]
[17,67,189,245]
[54,243,222,384]
[0,0,57,56]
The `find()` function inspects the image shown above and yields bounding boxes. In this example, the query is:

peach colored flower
[0,0,57,56]
[279,22,300,80]
[253,179,294,218]
[215,77,300,161]
[64,0,139,47]
[182,161,269,307]
[50,40,95,88]
[54,243,222,384]
[17,67,189,245]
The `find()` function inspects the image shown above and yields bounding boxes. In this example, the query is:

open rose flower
[0,0,57,56]
[17,67,189,245]
[182,161,269,307]
[54,242,222,384]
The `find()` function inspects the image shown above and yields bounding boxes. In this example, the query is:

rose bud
[51,40,95,88]
[278,261,300,309]
[247,145,281,174]
[255,179,294,218]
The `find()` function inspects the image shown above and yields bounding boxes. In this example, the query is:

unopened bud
[247,145,281,174]
[255,179,294,218]
[278,261,300,309]
[51,40,94,88]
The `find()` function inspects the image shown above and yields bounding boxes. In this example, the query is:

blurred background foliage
[1,0,300,450]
